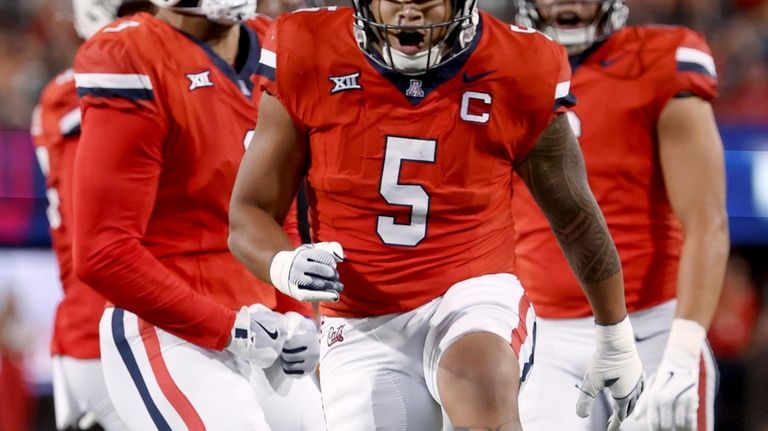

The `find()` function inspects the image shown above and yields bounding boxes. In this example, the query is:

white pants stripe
[100,307,325,431]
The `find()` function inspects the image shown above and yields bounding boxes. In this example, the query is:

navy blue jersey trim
[568,39,607,72]
[553,93,578,111]
[62,124,81,138]
[677,61,716,78]
[366,17,484,106]
[112,308,172,431]
[77,87,154,101]
[180,24,262,97]
[254,63,275,82]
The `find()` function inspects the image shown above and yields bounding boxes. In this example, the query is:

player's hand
[277,311,320,377]
[577,315,645,431]
[269,242,345,302]
[225,305,286,368]
[635,319,706,431]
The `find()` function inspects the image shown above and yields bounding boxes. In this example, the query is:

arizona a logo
[405,79,425,98]
[186,70,214,91]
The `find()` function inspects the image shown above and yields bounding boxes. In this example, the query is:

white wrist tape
[595,315,635,353]
[665,318,706,366]
[269,250,295,296]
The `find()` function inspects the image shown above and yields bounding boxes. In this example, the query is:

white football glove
[635,319,705,431]
[277,311,321,377]
[225,305,286,368]
[269,242,345,302]
[577,315,646,431]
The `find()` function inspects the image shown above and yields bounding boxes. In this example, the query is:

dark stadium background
[0,0,766,429]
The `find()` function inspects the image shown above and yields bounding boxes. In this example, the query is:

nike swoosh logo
[600,55,624,68]
[634,330,666,343]
[256,321,279,340]
[463,70,497,83]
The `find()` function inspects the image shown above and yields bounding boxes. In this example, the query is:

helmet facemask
[148,0,257,25]
[352,0,479,76]
[514,0,628,54]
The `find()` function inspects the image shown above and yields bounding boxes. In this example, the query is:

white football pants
[52,356,128,430]
[520,300,717,431]
[99,307,325,431]
[319,273,536,431]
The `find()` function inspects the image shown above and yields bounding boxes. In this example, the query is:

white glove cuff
[595,315,635,353]
[269,250,295,296]
[665,318,706,366]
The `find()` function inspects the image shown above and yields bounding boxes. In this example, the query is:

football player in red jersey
[71,0,325,429]
[512,1,728,430]
[229,1,646,430]
[32,2,156,429]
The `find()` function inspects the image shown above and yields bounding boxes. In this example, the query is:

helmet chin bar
[543,26,596,54]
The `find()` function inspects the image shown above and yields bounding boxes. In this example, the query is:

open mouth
[555,11,586,28]
[393,31,426,55]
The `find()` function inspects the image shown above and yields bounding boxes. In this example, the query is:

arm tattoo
[516,115,621,284]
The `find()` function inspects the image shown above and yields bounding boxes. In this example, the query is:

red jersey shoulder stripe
[74,72,154,101]
[59,107,81,137]
[675,47,717,78]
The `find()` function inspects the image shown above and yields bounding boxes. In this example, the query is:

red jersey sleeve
[658,28,718,107]
[248,15,278,98]
[553,45,576,113]
[514,34,573,161]
[74,36,165,116]
[255,19,279,98]
[72,36,234,350]
[255,16,312,134]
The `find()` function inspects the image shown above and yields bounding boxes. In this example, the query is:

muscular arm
[515,115,626,325]
[228,93,307,284]
[658,97,729,329]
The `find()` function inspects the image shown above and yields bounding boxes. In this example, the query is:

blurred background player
[257,0,323,16]
[70,0,325,429]
[31,1,156,430]
[512,0,728,430]
[229,0,645,430]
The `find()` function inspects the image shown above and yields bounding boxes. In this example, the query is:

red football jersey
[31,69,104,359]
[73,13,307,350]
[512,26,718,318]
[261,8,571,317]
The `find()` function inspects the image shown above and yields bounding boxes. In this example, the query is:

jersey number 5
[377,136,436,247]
